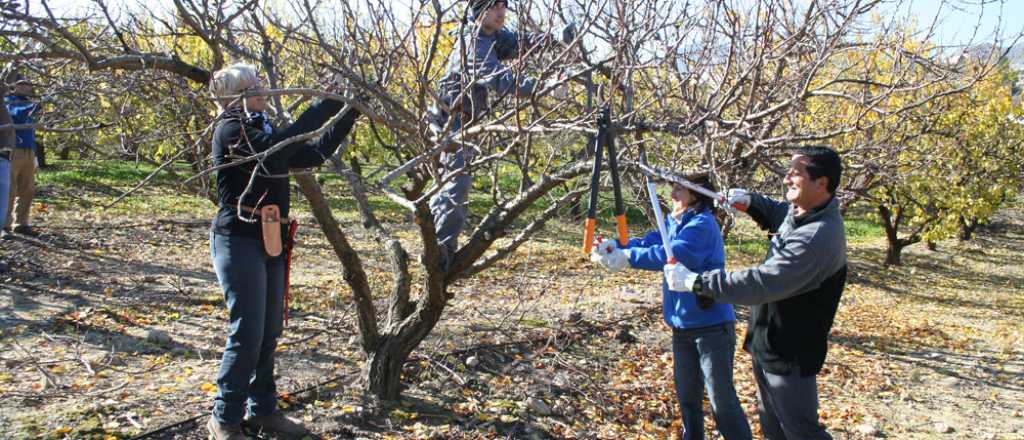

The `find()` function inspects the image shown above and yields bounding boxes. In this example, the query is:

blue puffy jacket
[626,206,736,329]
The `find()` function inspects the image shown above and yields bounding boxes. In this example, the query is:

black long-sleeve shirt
[211,99,360,239]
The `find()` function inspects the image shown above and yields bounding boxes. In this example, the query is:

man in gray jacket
[429,0,573,271]
[673,146,846,440]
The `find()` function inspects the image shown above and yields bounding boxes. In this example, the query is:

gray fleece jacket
[436,24,555,124]
[702,193,848,376]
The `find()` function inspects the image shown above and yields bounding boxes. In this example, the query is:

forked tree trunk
[878,204,919,266]
[362,336,412,402]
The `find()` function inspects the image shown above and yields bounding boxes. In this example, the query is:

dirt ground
[0,180,1021,439]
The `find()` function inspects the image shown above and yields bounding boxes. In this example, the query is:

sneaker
[12,225,38,237]
[0,229,12,240]
[244,411,309,438]
[206,416,247,440]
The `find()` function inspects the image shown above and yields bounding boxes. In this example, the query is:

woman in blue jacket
[593,173,751,440]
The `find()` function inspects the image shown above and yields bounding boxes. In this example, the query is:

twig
[426,357,466,386]
[11,338,61,390]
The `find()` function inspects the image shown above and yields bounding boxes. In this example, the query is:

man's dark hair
[796,145,842,194]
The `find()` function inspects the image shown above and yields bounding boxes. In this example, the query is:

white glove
[594,237,617,255]
[724,188,751,213]
[664,262,699,292]
[590,238,630,272]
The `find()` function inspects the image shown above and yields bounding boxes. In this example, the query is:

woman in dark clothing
[205,63,360,440]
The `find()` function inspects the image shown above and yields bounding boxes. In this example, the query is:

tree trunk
[294,174,381,349]
[36,140,47,168]
[958,215,979,241]
[363,279,448,402]
[878,204,917,266]
[362,337,411,403]
[884,242,903,265]
[879,204,899,265]
[883,235,920,266]
[567,192,582,220]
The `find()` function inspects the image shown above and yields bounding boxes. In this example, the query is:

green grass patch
[36,159,214,217]
[845,217,884,240]
[100,191,214,217]
[725,235,768,258]
[37,159,190,188]
[844,203,884,241]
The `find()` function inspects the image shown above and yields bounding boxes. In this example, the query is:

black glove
[697,295,715,310]
[692,276,714,310]
[559,22,577,46]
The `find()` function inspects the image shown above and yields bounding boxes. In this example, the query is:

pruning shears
[582,104,629,254]
[637,162,729,207]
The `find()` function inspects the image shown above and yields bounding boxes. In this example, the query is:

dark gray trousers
[753,361,833,440]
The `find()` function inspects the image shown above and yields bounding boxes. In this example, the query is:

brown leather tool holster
[260,205,284,257]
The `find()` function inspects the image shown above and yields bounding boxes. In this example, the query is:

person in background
[4,73,40,238]
[428,0,575,272]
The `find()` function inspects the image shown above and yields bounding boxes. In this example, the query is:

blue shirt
[627,207,736,329]
[4,95,37,150]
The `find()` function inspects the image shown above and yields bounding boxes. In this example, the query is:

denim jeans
[0,157,9,230]
[753,361,832,440]
[428,148,471,260]
[672,321,752,440]
[210,232,285,424]
[428,116,476,271]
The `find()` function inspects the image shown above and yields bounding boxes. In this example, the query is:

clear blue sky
[25,0,1024,46]
[884,0,1024,46]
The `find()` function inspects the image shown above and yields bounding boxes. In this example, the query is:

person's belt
[239,205,289,223]
[0,149,10,160]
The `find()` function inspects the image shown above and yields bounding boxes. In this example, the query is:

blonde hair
[209,63,259,110]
